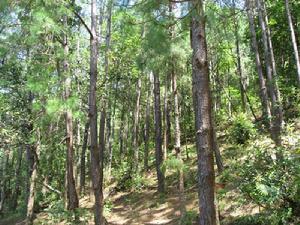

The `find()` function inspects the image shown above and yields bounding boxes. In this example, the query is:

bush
[180,210,198,225]
[237,146,300,223]
[230,113,255,144]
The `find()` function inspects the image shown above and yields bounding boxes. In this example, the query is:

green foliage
[237,145,300,222]
[104,200,114,214]
[229,113,256,144]
[161,156,184,173]
[179,210,198,225]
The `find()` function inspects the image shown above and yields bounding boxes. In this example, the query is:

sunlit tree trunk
[26,131,40,225]
[256,0,282,145]
[133,77,142,172]
[232,0,246,112]
[285,0,300,84]
[246,0,271,126]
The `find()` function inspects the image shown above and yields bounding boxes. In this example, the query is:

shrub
[237,146,300,223]
[230,113,255,144]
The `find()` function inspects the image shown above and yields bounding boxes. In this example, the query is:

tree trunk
[246,0,271,126]
[191,1,217,224]
[144,82,151,172]
[119,107,125,158]
[163,76,171,160]
[80,121,89,195]
[133,77,142,172]
[256,0,282,145]
[26,136,39,225]
[285,0,300,84]
[212,125,224,173]
[63,17,79,211]
[89,0,104,224]
[153,71,165,194]
[107,95,116,179]
[172,70,186,218]
[232,0,246,112]
[11,146,23,209]
[0,153,9,214]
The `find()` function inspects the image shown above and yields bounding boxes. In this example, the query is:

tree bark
[172,69,186,218]
[26,136,39,225]
[232,0,246,112]
[163,76,171,160]
[144,81,151,172]
[80,121,89,195]
[11,146,23,209]
[191,1,217,224]
[153,71,165,194]
[133,77,142,172]
[256,0,282,145]
[0,153,8,214]
[89,0,104,224]
[63,16,79,211]
[285,0,300,85]
[246,0,271,126]
[119,107,125,158]
[212,125,224,173]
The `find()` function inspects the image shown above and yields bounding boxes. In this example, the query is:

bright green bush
[230,113,255,144]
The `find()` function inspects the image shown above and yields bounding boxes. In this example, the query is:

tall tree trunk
[256,0,282,145]
[80,121,89,195]
[0,153,9,214]
[163,76,171,160]
[89,0,103,224]
[212,125,224,173]
[153,71,165,194]
[11,146,23,209]
[285,0,300,84]
[63,17,79,211]
[246,0,271,126]
[172,70,186,218]
[232,0,246,112]
[133,77,142,172]
[191,1,217,224]
[119,107,125,158]
[107,94,116,179]
[144,82,151,172]
[26,135,39,225]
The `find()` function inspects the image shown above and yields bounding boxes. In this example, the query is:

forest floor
[2,119,300,225]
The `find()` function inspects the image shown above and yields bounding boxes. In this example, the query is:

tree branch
[73,10,94,38]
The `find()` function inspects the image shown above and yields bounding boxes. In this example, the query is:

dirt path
[106,187,182,225]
